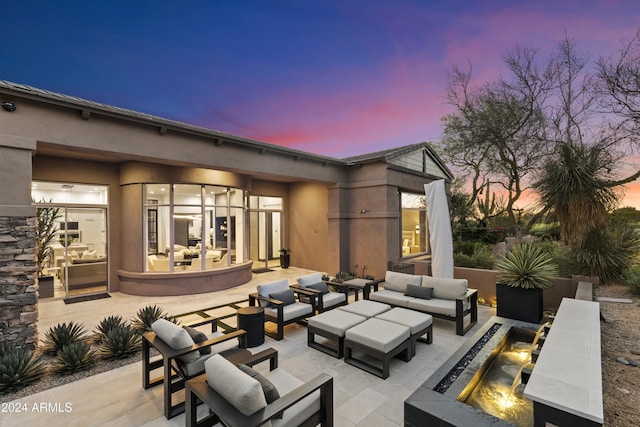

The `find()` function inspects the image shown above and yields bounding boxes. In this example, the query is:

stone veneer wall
[0,216,38,350]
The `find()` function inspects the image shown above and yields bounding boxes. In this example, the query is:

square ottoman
[338,299,391,318]
[308,309,367,358]
[344,317,411,379]
[375,307,433,357]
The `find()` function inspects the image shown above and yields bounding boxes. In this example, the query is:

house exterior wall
[0,82,453,346]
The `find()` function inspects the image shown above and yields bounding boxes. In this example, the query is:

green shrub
[453,252,474,267]
[41,321,87,355]
[94,315,129,344]
[454,241,478,257]
[131,305,175,334]
[98,325,142,359]
[472,247,495,270]
[332,271,357,283]
[53,341,95,375]
[570,226,640,284]
[622,263,640,295]
[0,342,45,392]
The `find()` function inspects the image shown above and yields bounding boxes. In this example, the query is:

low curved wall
[117,261,253,296]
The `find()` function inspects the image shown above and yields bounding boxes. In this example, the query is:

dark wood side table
[237,306,265,347]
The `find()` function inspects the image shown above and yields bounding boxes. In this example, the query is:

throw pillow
[405,284,433,300]
[269,289,296,306]
[205,355,267,416]
[306,282,330,294]
[237,364,280,403]
[183,326,211,355]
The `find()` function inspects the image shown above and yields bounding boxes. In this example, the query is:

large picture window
[144,184,245,272]
[400,192,428,257]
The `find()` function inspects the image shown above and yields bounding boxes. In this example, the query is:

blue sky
[2,0,639,160]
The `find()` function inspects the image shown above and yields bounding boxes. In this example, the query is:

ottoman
[375,308,433,357]
[338,299,391,318]
[308,309,367,358]
[344,317,411,379]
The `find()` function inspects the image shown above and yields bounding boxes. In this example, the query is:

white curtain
[424,180,454,278]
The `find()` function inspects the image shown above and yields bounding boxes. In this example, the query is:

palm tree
[533,143,619,247]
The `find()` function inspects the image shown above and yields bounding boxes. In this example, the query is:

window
[400,192,428,257]
[144,184,246,272]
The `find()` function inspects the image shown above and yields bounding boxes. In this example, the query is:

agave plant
[0,342,45,392]
[53,341,96,375]
[41,321,88,355]
[98,325,142,359]
[495,244,558,289]
[93,315,129,344]
[131,305,176,334]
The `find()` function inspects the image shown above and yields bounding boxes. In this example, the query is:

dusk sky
[3,1,640,205]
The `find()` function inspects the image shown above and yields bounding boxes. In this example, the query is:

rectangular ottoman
[344,317,411,379]
[338,299,391,318]
[375,307,433,358]
[308,309,368,358]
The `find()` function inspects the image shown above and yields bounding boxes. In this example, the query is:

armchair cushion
[306,281,330,294]
[205,354,267,416]
[270,289,296,306]
[183,326,211,355]
[297,272,324,288]
[151,318,198,363]
[405,284,433,300]
[384,271,421,293]
[257,279,290,307]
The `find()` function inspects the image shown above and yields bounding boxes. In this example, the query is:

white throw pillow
[384,271,421,293]
[151,318,198,363]
[421,276,468,300]
[205,354,267,416]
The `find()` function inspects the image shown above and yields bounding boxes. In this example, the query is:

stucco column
[327,185,350,275]
[0,134,38,349]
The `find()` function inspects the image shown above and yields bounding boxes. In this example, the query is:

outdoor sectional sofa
[368,271,478,336]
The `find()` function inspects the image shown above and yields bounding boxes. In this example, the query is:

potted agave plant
[495,244,558,324]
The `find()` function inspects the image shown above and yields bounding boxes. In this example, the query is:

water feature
[460,322,547,426]
[405,317,546,427]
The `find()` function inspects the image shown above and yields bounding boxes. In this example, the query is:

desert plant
[495,244,558,289]
[622,262,640,295]
[331,271,357,283]
[53,341,96,374]
[570,225,640,284]
[98,325,142,359]
[41,321,87,355]
[0,342,45,392]
[93,315,129,344]
[131,305,176,334]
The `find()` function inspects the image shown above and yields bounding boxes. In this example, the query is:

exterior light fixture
[1,100,16,112]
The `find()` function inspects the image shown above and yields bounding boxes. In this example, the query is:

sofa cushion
[151,318,198,363]
[369,289,413,308]
[407,297,468,318]
[270,289,296,306]
[405,284,433,300]
[345,318,410,353]
[205,354,267,416]
[383,271,421,293]
[421,276,468,300]
[183,326,211,355]
[264,368,320,426]
[81,249,98,259]
[257,279,290,307]
[297,272,324,288]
